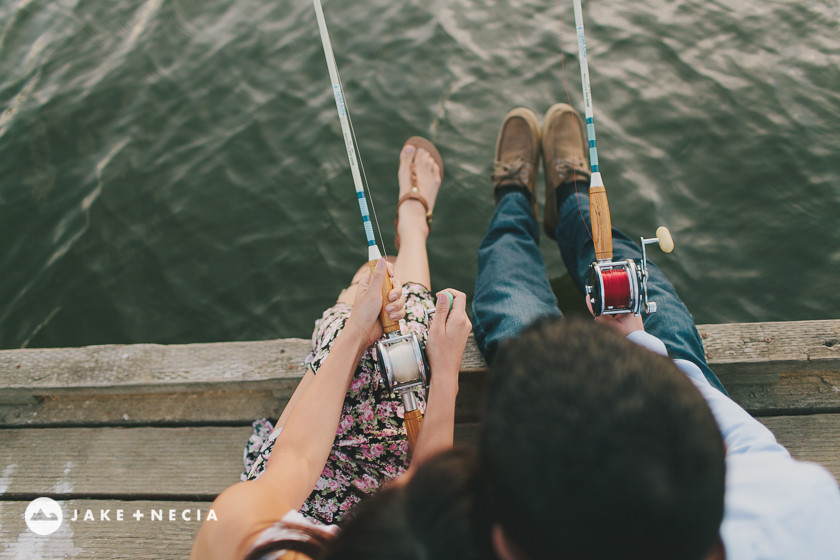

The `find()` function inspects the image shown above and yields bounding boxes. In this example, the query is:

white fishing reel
[376,333,430,410]
[586,226,674,317]
[375,291,454,450]
[376,331,429,450]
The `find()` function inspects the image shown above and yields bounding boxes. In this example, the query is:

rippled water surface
[1,0,839,348]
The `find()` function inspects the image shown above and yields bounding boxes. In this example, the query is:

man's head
[480,317,725,560]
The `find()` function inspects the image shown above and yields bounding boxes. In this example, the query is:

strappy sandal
[394,136,444,251]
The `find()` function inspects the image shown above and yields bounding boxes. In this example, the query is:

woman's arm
[408,289,471,469]
[191,259,404,560]
[274,368,315,431]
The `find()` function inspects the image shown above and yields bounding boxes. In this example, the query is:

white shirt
[627,330,840,560]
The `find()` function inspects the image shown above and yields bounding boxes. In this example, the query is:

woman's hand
[406,288,471,470]
[585,295,645,337]
[426,289,472,389]
[345,258,406,348]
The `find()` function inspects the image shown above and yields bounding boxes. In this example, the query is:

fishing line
[312,0,387,262]
[572,0,600,177]
[340,72,388,261]
[559,0,674,317]
[601,267,632,309]
[313,0,430,452]
[557,3,593,241]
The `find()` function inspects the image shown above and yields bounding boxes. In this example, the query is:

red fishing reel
[586,227,674,317]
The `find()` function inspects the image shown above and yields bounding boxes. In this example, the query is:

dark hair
[481,317,725,560]
[242,523,332,560]
[319,447,483,560]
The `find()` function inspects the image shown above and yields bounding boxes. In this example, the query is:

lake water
[1,0,838,348]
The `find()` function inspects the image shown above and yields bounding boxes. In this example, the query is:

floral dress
[242,282,434,525]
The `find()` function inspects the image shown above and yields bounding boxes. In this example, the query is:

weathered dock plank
[698,320,840,379]
[2,368,838,427]
[3,322,839,404]
[1,321,836,558]
[759,414,840,480]
[0,390,289,427]
[2,416,837,500]
[0,427,251,499]
[0,338,311,402]
[0,500,209,560]
[2,331,838,427]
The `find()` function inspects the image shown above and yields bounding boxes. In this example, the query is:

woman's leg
[337,144,440,303]
[393,144,441,289]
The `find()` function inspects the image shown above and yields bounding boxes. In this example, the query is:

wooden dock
[1,320,839,559]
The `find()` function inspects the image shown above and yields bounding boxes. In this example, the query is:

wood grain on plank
[0,427,251,497]
[2,415,838,500]
[2,368,837,428]
[2,322,839,401]
[759,414,840,481]
[0,390,290,427]
[0,338,312,400]
[699,320,840,382]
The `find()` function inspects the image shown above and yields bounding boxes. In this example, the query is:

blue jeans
[472,189,727,394]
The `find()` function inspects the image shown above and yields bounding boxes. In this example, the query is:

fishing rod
[571,0,674,316]
[312,0,429,450]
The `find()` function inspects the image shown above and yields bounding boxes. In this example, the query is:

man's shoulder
[721,451,840,559]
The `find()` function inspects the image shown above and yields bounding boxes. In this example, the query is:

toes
[401,144,416,162]
[398,144,416,193]
[416,149,441,185]
[430,161,441,182]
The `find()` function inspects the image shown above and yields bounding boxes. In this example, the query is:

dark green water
[1,0,839,349]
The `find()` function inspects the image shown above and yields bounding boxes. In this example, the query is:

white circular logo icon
[25,497,63,535]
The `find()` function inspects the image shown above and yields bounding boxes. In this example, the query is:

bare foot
[396,144,442,242]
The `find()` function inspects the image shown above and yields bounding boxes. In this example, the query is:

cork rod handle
[589,185,613,261]
[404,408,424,450]
[368,259,401,334]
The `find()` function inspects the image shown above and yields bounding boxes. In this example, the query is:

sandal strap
[397,189,433,225]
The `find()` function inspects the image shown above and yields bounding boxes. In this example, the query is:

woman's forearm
[261,325,368,505]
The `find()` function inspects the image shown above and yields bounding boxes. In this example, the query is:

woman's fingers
[369,258,387,288]
[386,293,406,321]
[448,289,467,315]
[431,291,451,336]
[431,289,470,336]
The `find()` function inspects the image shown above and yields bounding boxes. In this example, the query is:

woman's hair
[318,447,484,560]
[242,522,332,560]
[242,448,484,560]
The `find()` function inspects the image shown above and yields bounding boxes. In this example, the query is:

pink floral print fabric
[242,282,434,525]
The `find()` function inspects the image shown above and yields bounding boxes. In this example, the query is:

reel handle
[404,408,424,450]
[368,259,401,335]
[590,184,613,261]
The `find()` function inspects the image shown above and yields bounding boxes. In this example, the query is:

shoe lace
[492,157,533,187]
[553,157,590,184]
